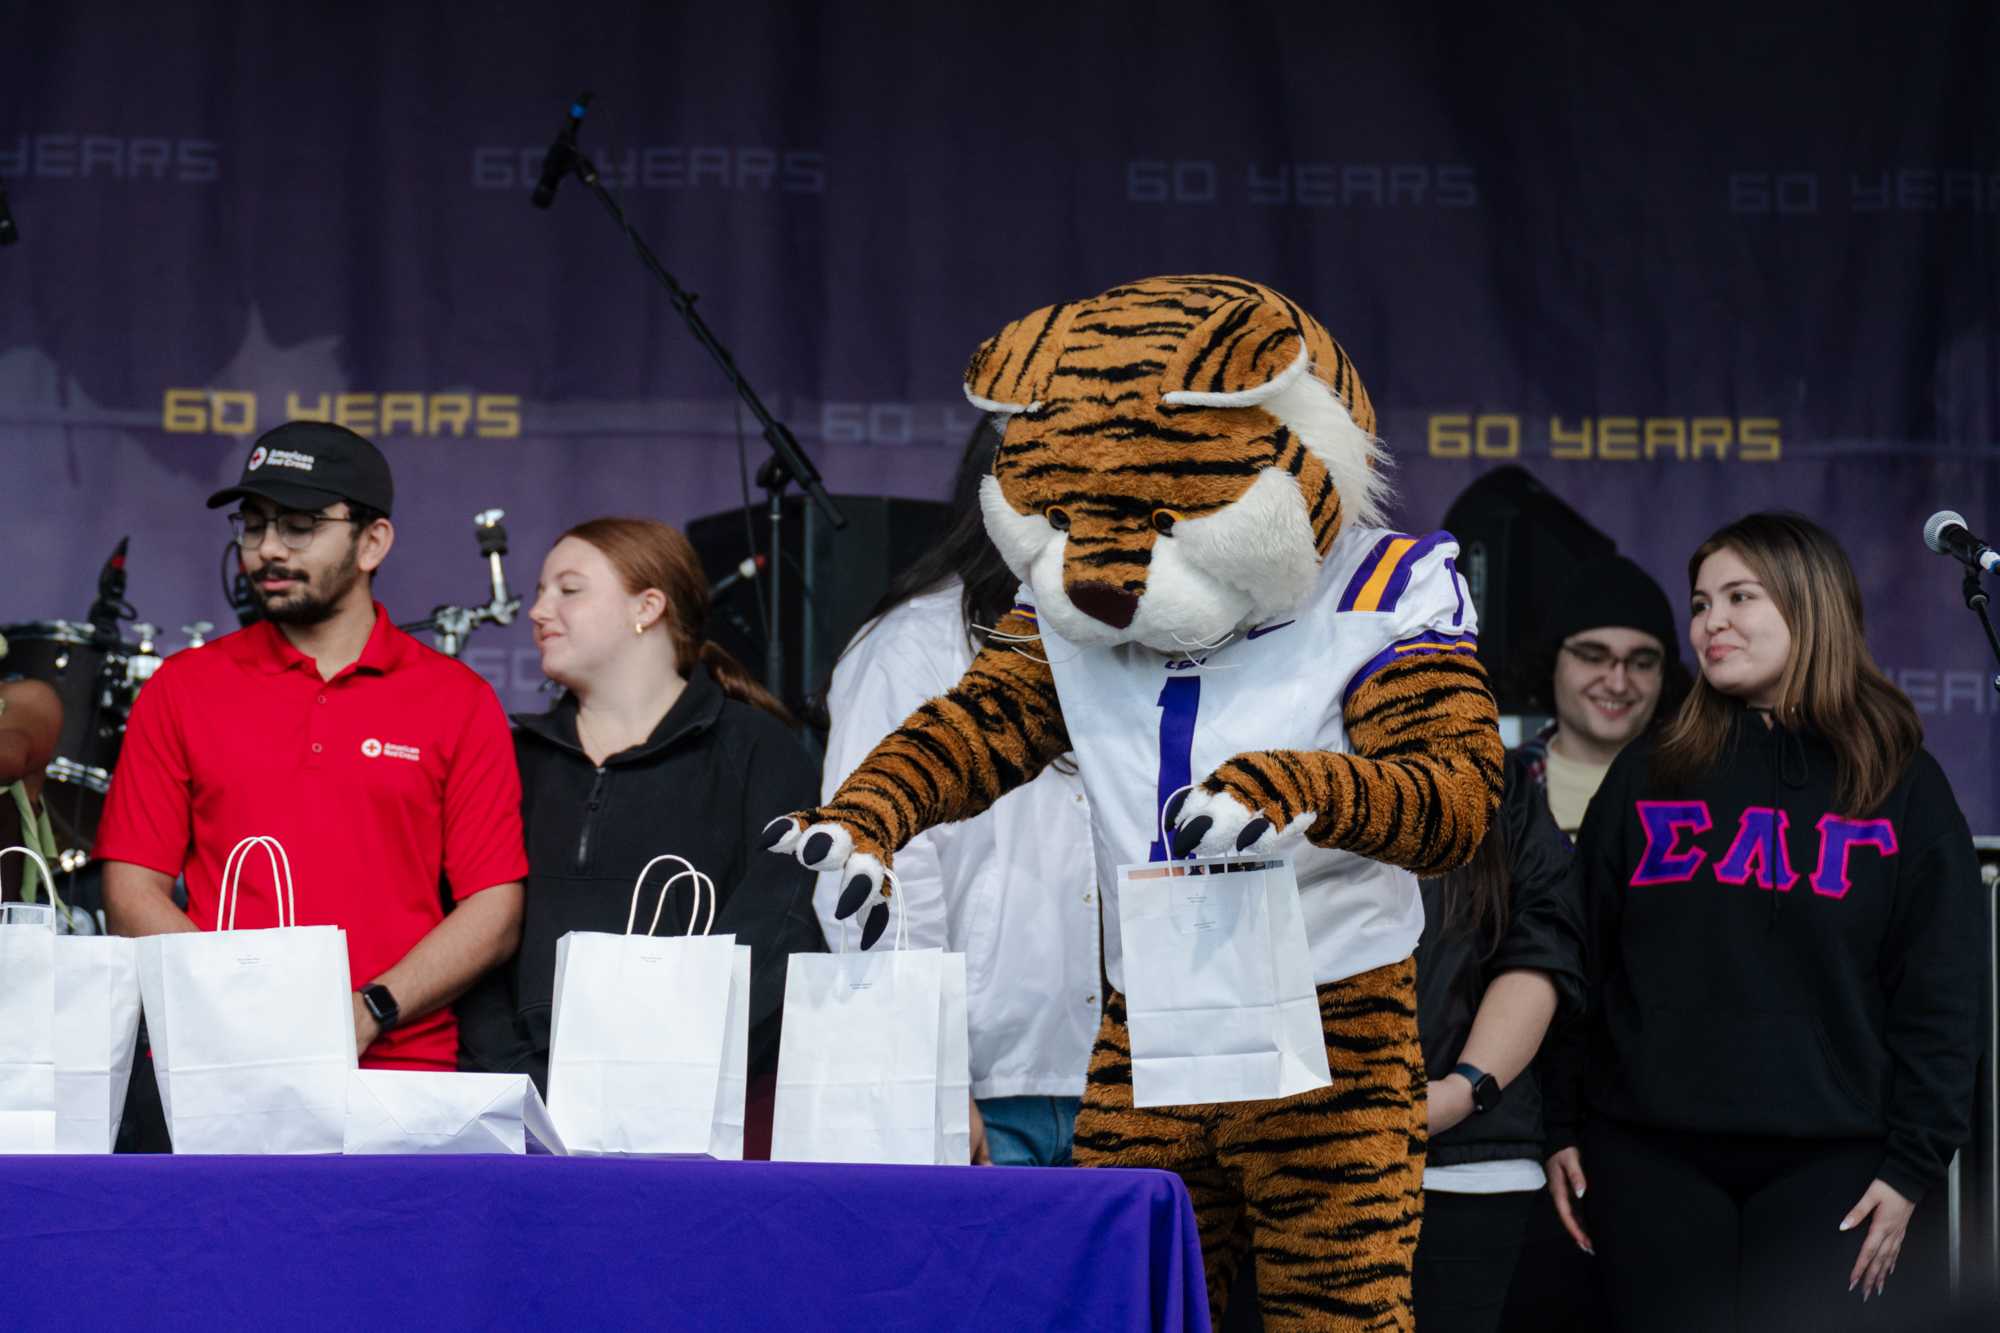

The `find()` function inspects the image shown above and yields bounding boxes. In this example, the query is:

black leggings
[1413,1188,1538,1333]
[1583,1117,1948,1333]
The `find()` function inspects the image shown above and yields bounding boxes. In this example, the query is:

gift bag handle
[1157,783,1195,866]
[216,835,296,930]
[645,868,716,938]
[0,845,61,928]
[625,854,716,937]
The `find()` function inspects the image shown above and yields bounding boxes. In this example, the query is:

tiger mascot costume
[767,274,1502,1331]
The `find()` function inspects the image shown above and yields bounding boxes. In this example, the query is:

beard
[255,543,364,625]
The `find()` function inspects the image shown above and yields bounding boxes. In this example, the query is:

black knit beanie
[1547,555,1680,660]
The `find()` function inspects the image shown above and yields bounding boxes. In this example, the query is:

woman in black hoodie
[457,517,826,1156]
[1544,513,1983,1330]
[1411,748,1585,1333]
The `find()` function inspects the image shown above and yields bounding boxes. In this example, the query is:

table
[2,1155,1210,1331]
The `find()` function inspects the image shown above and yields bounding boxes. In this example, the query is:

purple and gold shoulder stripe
[1342,630,1480,705]
[1338,531,1455,615]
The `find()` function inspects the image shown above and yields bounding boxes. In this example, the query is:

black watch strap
[360,982,401,1032]
[1452,1062,1502,1113]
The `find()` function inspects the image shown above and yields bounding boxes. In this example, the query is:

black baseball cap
[205,421,395,516]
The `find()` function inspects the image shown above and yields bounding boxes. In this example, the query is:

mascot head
[965,274,1388,654]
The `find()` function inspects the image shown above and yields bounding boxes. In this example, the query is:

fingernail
[1580,1245,1594,1256]
[1839,1219,1854,1231]
[1575,1185,1585,1198]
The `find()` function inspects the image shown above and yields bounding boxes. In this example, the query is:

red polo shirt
[95,604,528,1070]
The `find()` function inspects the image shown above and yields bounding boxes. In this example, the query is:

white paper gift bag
[344,1070,567,1155]
[136,836,356,1154]
[52,934,143,1154]
[771,879,959,1165]
[1117,838,1331,1108]
[546,855,749,1159]
[934,951,971,1165]
[0,850,59,1153]
[711,942,752,1161]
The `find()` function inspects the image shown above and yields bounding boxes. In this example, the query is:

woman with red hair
[458,517,826,1157]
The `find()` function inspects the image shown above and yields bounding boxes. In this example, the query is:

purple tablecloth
[3,1155,1210,1331]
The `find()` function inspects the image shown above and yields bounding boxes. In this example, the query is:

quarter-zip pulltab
[575,766,609,870]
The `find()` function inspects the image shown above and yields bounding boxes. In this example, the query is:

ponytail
[698,639,795,727]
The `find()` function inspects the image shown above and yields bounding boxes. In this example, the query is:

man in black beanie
[1514,554,1686,840]
[1497,553,1688,1333]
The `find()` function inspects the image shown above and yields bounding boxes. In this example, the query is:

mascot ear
[1159,296,1311,408]
[964,301,1078,415]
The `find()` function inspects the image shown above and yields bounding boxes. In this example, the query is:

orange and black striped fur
[773,276,1502,1331]
[1075,962,1429,1331]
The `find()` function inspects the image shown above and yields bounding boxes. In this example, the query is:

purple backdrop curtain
[2,2,1995,825]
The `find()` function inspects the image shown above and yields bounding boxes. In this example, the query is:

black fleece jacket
[1417,749,1587,1168]
[1545,710,1984,1203]
[456,665,827,1086]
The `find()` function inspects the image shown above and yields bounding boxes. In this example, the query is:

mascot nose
[1068,581,1139,629]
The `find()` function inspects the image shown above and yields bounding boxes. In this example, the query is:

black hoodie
[1417,749,1587,1168]
[456,664,828,1086]
[1545,709,1983,1203]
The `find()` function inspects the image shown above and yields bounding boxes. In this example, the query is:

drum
[0,619,134,851]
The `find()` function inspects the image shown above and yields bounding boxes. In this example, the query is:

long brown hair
[1436,813,1511,960]
[562,517,796,727]
[1654,512,1920,815]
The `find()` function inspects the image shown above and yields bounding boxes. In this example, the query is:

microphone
[530,92,592,209]
[1923,510,2000,575]
[0,180,17,246]
[710,553,766,597]
[88,537,132,643]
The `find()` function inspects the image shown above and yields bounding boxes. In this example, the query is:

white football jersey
[1021,525,1479,992]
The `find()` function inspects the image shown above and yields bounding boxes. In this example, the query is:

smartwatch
[360,982,401,1032]
[1452,1062,1502,1114]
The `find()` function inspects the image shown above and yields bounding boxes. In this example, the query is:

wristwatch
[1452,1062,1502,1114]
[360,982,401,1032]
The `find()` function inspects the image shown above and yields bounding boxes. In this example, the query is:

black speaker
[685,494,954,717]
[1440,465,1616,714]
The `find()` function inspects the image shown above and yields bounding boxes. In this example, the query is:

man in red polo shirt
[98,421,527,1071]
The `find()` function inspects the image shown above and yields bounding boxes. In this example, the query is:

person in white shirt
[817,421,1099,1166]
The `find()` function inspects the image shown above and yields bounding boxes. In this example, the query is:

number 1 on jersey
[1149,676,1201,861]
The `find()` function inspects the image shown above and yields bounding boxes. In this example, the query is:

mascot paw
[762,813,896,947]
[1167,782,1314,860]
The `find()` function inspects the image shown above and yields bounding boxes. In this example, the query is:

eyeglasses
[1561,641,1665,678]
[228,510,352,551]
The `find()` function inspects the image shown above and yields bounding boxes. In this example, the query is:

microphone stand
[398,509,522,659]
[1961,569,2000,701]
[1960,570,2000,1310]
[549,132,844,702]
